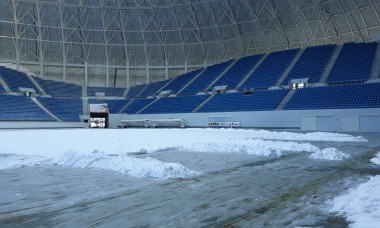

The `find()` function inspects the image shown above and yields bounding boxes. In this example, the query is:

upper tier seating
[283,82,380,110]
[180,60,234,94]
[122,98,155,114]
[87,87,125,97]
[34,76,82,97]
[0,66,40,93]
[197,89,289,113]
[209,54,263,90]
[88,99,130,113]
[126,84,146,98]
[140,94,210,114]
[0,83,5,93]
[160,69,203,94]
[282,44,336,85]
[138,79,171,97]
[327,42,378,83]
[37,97,83,121]
[240,49,299,89]
[0,94,55,121]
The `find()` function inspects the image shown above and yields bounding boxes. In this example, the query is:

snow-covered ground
[329,152,380,228]
[0,128,379,227]
[0,128,361,178]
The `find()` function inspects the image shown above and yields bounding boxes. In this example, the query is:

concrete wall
[110,108,380,132]
[0,121,88,129]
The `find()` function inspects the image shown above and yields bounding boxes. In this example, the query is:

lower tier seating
[0,95,55,121]
[197,89,289,113]
[284,82,380,110]
[37,97,83,121]
[140,95,210,114]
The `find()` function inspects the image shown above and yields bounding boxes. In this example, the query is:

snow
[330,175,380,228]
[370,152,380,166]
[0,128,364,178]
[46,150,199,179]
[309,147,351,160]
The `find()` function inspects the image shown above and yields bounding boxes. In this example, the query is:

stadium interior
[0,0,379,131]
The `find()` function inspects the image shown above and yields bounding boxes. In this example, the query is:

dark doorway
[90,112,109,128]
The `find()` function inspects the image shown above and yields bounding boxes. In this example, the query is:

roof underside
[0,0,379,67]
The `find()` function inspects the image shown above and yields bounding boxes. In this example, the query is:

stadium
[1,0,380,227]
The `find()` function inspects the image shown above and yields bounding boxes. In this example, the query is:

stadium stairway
[275,49,304,86]
[0,75,11,92]
[122,88,129,97]
[191,94,215,113]
[26,74,47,95]
[205,59,239,91]
[135,97,159,114]
[319,45,343,83]
[236,53,269,89]
[371,43,380,79]
[275,89,297,110]
[177,68,207,94]
[30,97,62,121]
[153,77,176,96]
[117,98,135,114]
[82,97,89,115]
[82,85,87,97]
[135,84,150,98]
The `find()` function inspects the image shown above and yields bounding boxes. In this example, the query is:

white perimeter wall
[0,121,88,129]
[110,108,380,132]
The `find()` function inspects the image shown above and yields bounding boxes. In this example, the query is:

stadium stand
[37,97,83,121]
[283,82,380,110]
[34,76,82,97]
[160,69,204,94]
[140,95,210,114]
[126,84,147,98]
[180,60,234,94]
[88,99,130,113]
[138,79,171,97]
[87,87,125,97]
[0,94,55,121]
[0,66,40,93]
[209,54,263,90]
[122,98,155,114]
[240,49,299,89]
[327,42,378,83]
[197,89,289,113]
[0,83,5,93]
[281,44,336,85]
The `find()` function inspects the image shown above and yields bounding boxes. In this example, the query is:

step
[135,97,159,114]
[0,75,11,92]
[275,89,296,111]
[26,74,47,95]
[319,45,343,83]
[117,98,135,114]
[177,68,207,94]
[236,53,268,89]
[371,42,380,79]
[31,97,62,121]
[191,94,215,113]
[204,59,239,92]
[275,48,304,86]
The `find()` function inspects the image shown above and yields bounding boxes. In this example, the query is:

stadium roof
[0,0,379,80]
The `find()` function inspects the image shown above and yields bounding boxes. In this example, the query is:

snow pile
[309,147,351,160]
[370,152,380,166]
[47,150,199,179]
[0,154,44,169]
[241,129,367,142]
[330,175,380,228]
[176,139,320,157]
